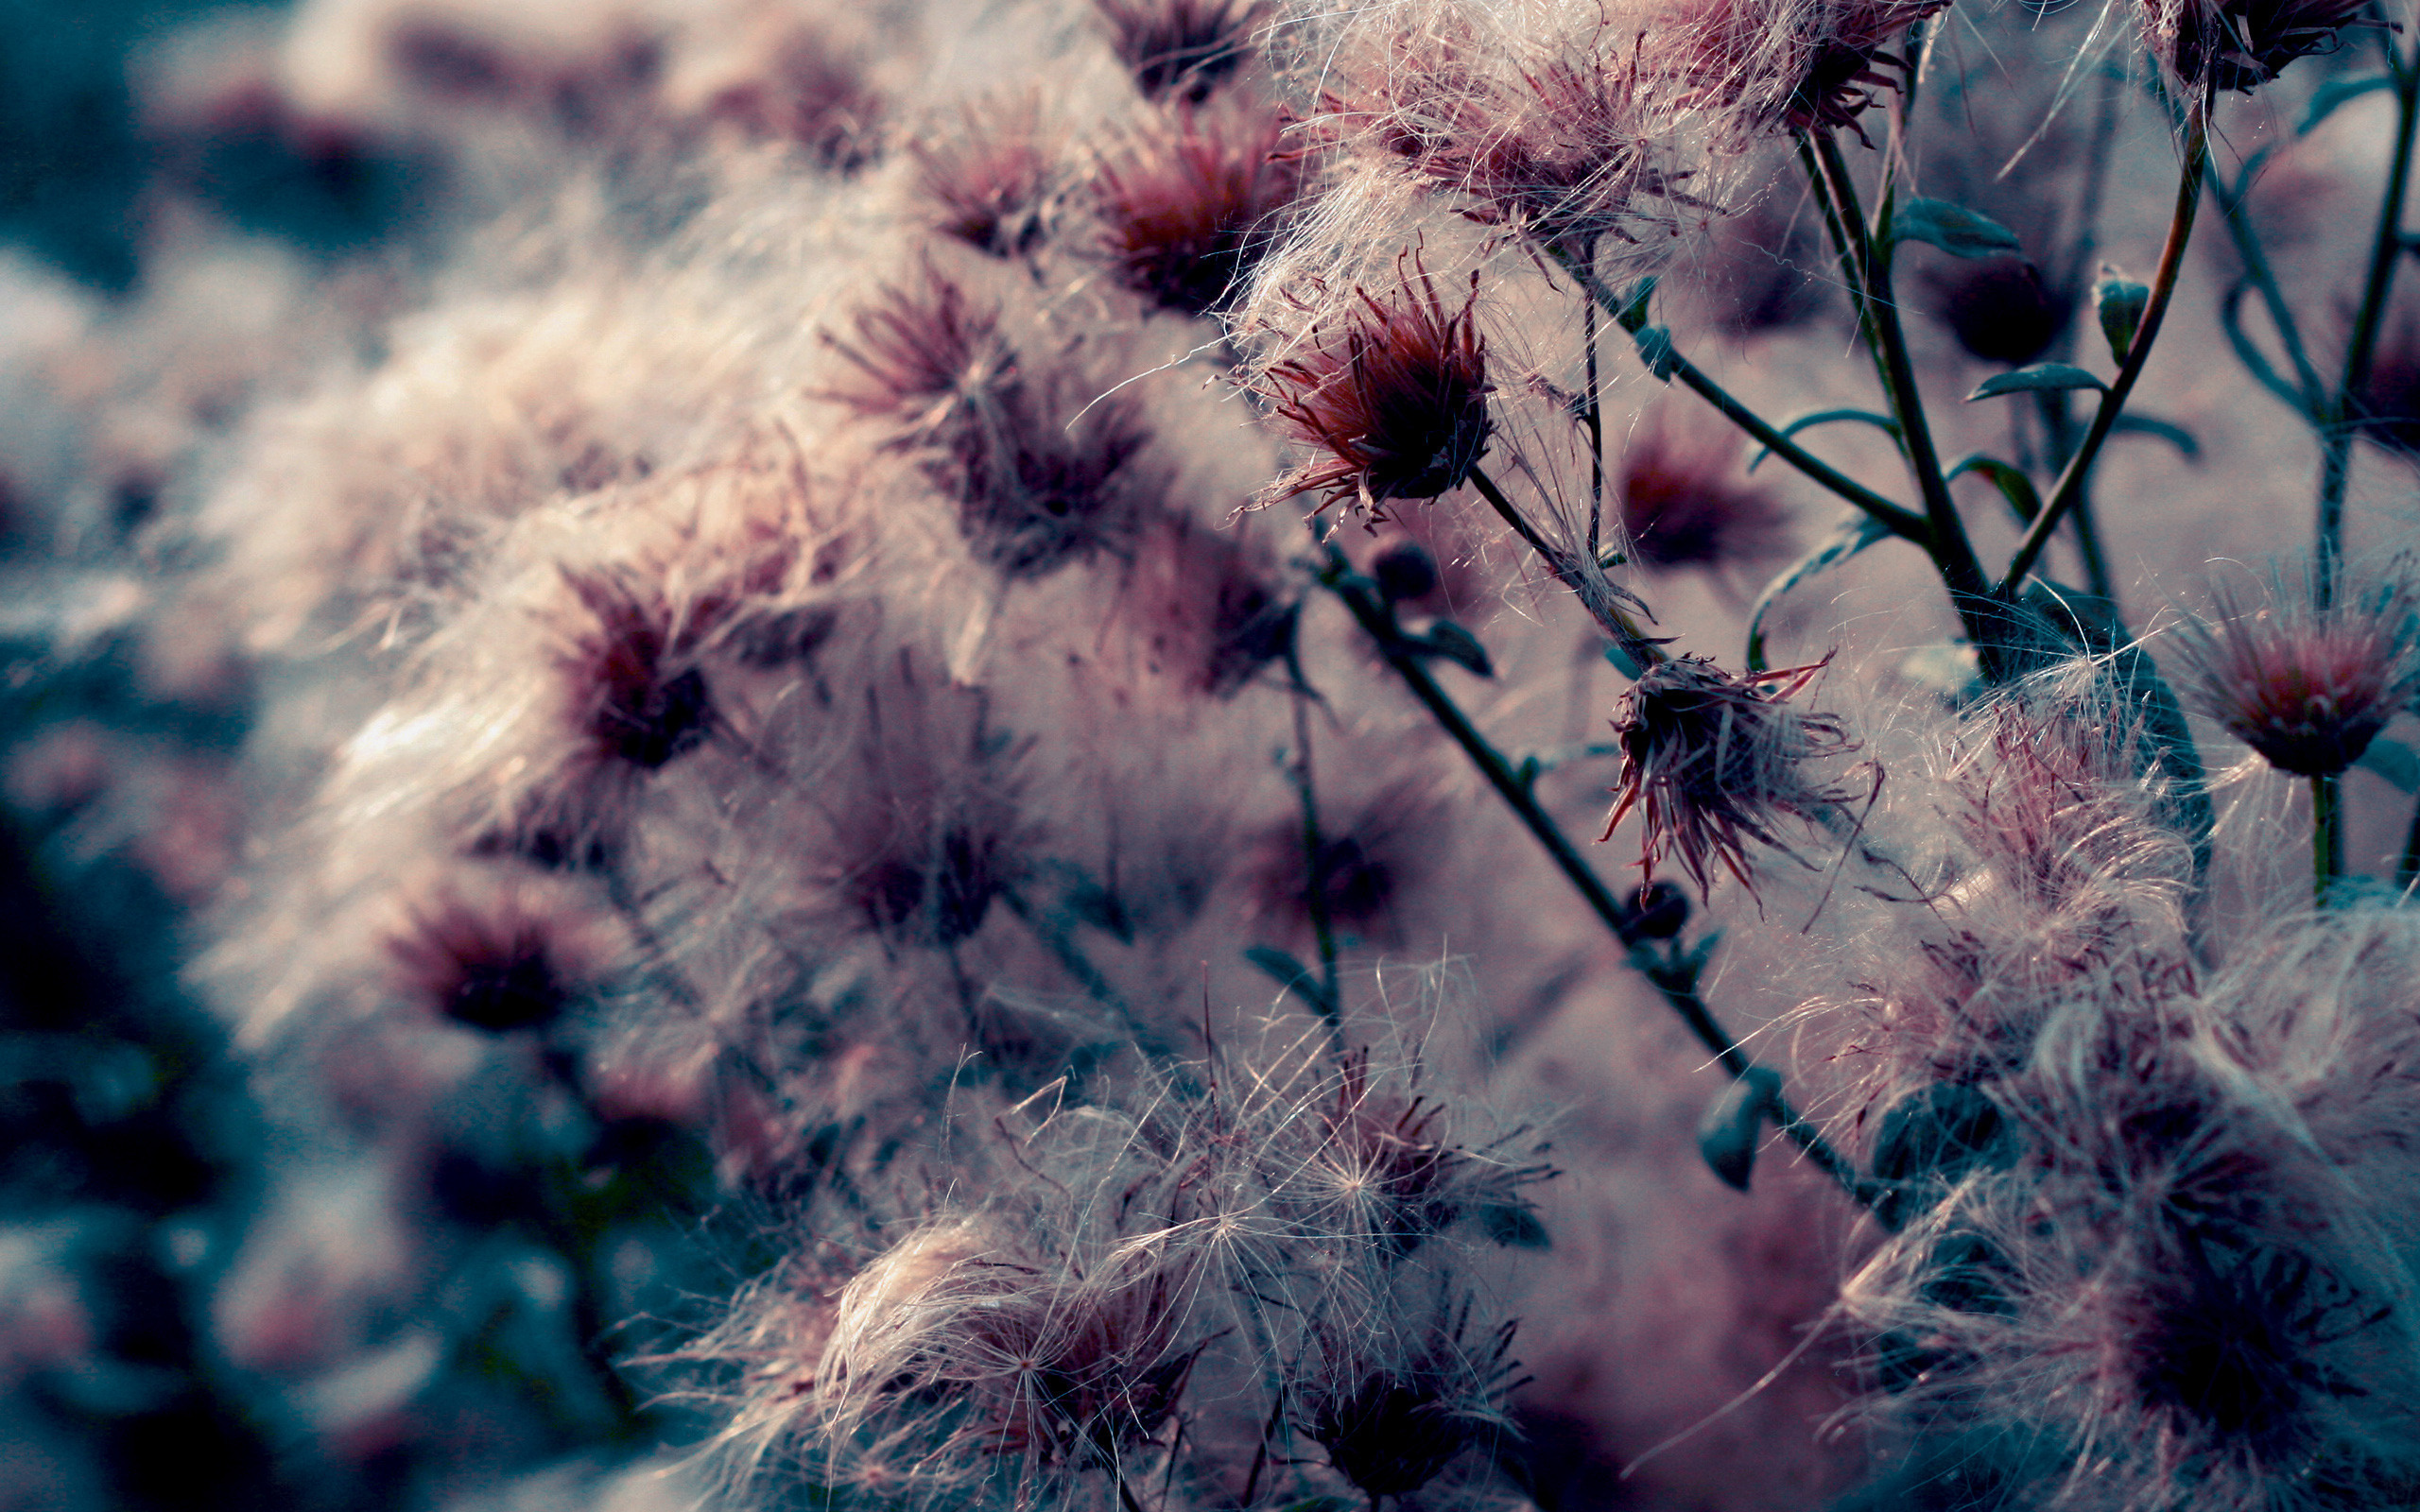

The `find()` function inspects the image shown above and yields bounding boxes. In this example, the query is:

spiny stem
[1316,555,1882,1211]
[2004,84,2211,594]
[2317,33,2420,607]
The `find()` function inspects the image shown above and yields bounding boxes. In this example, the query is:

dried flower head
[910,96,1058,259]
[1093,104,1301,318]
[2144,0,2380,92]
[824,267,1012,429]
[818,1221,1205,1485]
[1095,0,1266,102]
[1601,655,1870,900]
[558,567,720,772]
[385,873,621,1033]
[1253,255,1492,516]
[1319,32,1697,257]
[1691,0,1948,141]
[2170,569,2420,778]
[1614,410,1790,573]
[1294,1297,1526,1503]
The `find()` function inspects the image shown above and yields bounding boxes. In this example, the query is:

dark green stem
[1287,684,1345,1036]
[2318,37,2420,606]
[1466,463,1667,662]
[2004,87,2211,595]
[2396,783,2420,889]
[2314,773,2342,902]
[1317,556,1881,1210]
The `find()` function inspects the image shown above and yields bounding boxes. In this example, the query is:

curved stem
[2317,37,2420,606]
[1466,463,1668,664]
[2212,154,2327,413]
[2004,86,2212,594]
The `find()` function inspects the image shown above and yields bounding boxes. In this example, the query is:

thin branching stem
[1466,463,1668,663]
[2318,31,2420,606]
[1314,553,1883,1211]
[1286,683,1345,1029]
[2212,156,2327,414]
[2004,84,2212,593]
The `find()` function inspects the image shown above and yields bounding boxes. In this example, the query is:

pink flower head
[1614,410,1790,574]
[1093,102,1302,318]
[1254,254,1492,517]
[1601,654,1870,900]
[1691,0,1948,141]
[2171,570,2420,778]
[910,95,1058,260]
[385,872,621,1034]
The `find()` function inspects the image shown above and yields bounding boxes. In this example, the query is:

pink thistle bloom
[1601,655,1871,901]
[1253,255,1492,517]
[1613,410,1791,574]
[908,95,1059,260]
[384,872,622,1033]
[2170,572,2420,778]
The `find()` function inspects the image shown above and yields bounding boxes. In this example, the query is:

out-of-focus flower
[1253,255,1492,516]
[1095,0,1266,102]
[2144,0,2379,92]
[909,95,1058,259]
[1602,655,1870,900]
[1613,409,1790,573]
[1926,257,2072,368]
[1092,103,1301,318]
[2355,301,2420,457]
[385,870,623,1033]
[2170,568,2420,778]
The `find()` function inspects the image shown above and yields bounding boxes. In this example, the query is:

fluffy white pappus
[1836,903,2420,1512]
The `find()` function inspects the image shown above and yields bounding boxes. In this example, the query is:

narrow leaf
[1745,512,1895,671]
[2301,74,2392,134]
[2109,414,2202,457]
[1698,1068,1783,1192]
[1413,619,1495,678]
[1946,455,2043,524]
[1892,198,2024,259]
[1747,408,1901,473]
[1965,364,2108,401]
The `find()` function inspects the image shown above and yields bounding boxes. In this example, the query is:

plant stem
[2396,783,2420,889]
[1558,257,1930,542]
[1466,463,1667,663]
[2004,85,2212,594]
[2212,153,2326,413]
[2317,35,2420,607]
[2314,772,2342,902]
[1287,683,1345,1030]
[1317,556,1882,1211]
[1809,132,1990,611]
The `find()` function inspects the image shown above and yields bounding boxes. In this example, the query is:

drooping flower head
[1253,253,1492,517]
[2143,0,2381,93]
[1601,654,1872,900]
[2170,567,2420,778]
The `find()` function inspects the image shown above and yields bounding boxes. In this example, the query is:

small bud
[1620,880,1690,939]
[2094,266,2150,366]
[1372,541,1440,603]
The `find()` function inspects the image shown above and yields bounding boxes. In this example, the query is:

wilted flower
[1095,0,1266,102]
[1602,655,1871,900]
[2144,0,2379,92]
[1294,1297,1526,1503]
[1253,256,1492,516]
[824,267,1012,429]
[1690,0,1948,141]
[2170,569,2420,778]
[1093,103,1301,318]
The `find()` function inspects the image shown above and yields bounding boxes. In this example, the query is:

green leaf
[2360,734,2419,794]
[2093,269,2150,365]
[1411,619,1494,678]
[2109,414,2202,458]
[1612,274,1658,334]
[1744,512,1895,671]
[1244,946,1335,1020]
[1945,455,2043,525]
[1697,1067,1782,1192]
[1891,198,2024,260]
[1633,325,1680,380]
[1747,408,1901,473]
[2301,74,2393,134]
[1965,364,2108,401]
